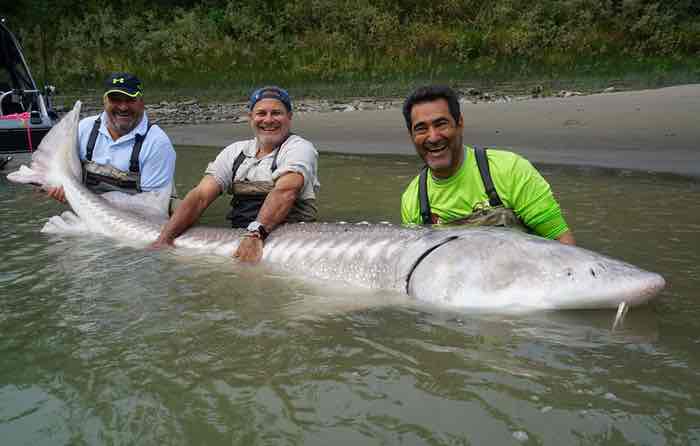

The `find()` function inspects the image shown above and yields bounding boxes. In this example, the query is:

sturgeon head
[406,227,665,311]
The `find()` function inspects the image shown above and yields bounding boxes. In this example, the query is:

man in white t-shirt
[152,86,320,263]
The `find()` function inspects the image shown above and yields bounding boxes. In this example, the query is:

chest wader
[83,119,180,215]
[226,149,280,228]
[226,149,318,228]
[81,117,151,195]
[419,146,528,232]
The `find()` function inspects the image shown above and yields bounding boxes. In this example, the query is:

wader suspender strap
[271,148,279,172]
[417,147,504,224]
[230,147,282,183]
[474,146,502,207]
[85,118,101,161]
[129,123,153,174]
[83,118,102,185]
[231,151,247,181]
[418,166,431,224]
[85,118,152,174]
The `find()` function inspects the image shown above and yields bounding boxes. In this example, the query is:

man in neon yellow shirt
[400,85,576,245]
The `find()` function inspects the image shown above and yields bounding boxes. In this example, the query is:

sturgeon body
[7,102,665,311]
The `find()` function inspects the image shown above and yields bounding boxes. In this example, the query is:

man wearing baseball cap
[152,85,320,263]
[47,72,176,212]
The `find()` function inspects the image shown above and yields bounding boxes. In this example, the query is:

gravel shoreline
[73,87,609,126]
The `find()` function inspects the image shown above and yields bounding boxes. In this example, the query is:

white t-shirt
[205,134,319,200]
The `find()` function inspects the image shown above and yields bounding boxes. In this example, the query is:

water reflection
[1,151,700,445]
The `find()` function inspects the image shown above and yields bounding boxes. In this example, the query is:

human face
[104,93,145,137]
[249,98,292,151]
[409,99,464,178]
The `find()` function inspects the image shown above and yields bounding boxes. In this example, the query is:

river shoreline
[161,84,700,179]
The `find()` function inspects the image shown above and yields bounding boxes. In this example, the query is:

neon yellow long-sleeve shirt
[401,146,570,239]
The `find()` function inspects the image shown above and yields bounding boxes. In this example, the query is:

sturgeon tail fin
[7,101,82,187]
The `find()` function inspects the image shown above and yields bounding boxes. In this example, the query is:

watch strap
[246,222,268,241]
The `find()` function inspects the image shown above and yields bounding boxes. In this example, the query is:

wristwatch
[246,221,269,241]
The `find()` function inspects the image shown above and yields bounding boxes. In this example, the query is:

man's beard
[108,112,141,135]
[255,128,288,148]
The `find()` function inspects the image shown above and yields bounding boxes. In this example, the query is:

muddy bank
[163,84,700,178]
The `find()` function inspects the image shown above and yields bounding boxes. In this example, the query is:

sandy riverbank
[167,84,698,178]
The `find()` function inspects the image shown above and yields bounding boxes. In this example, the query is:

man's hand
[230,171,303,263]
[234,235,263,263]
[149,235,175,250]
[46,186,66,203]
[556,230,576,246]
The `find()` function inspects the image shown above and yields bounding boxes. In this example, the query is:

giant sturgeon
[7,102,665,311]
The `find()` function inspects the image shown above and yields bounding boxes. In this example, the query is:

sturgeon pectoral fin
[42,211,88,234]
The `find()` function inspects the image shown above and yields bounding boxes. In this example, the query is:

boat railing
[0,88,47,118]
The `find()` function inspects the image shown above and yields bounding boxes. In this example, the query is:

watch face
[247,221,262,232]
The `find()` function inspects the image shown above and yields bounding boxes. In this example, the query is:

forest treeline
[4,0,700,92]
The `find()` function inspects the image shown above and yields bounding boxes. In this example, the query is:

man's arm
[234,171,304,262]
[501,154,574,244]
[151,175,221,248]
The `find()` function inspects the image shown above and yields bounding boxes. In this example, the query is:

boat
[0,17,57,168]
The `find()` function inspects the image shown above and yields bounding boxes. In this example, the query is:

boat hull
[0,126,52,154]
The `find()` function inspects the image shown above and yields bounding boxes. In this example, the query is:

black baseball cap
[104,72,143,98]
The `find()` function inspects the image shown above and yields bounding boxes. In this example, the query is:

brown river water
[1,147,699,445]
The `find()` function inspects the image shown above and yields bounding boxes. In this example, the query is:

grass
[48,54,700,109]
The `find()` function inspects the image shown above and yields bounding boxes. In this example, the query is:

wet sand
[164,84,700,178]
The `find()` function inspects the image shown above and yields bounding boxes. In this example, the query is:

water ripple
[2,159,699,444]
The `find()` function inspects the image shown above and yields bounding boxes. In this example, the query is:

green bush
[3,0,698,93]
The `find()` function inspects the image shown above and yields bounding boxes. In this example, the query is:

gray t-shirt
[205,134,320,200]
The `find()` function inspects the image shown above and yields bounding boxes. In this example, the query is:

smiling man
[400,85,575,245]
[46,72,176,201]
[152,86,320,262]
